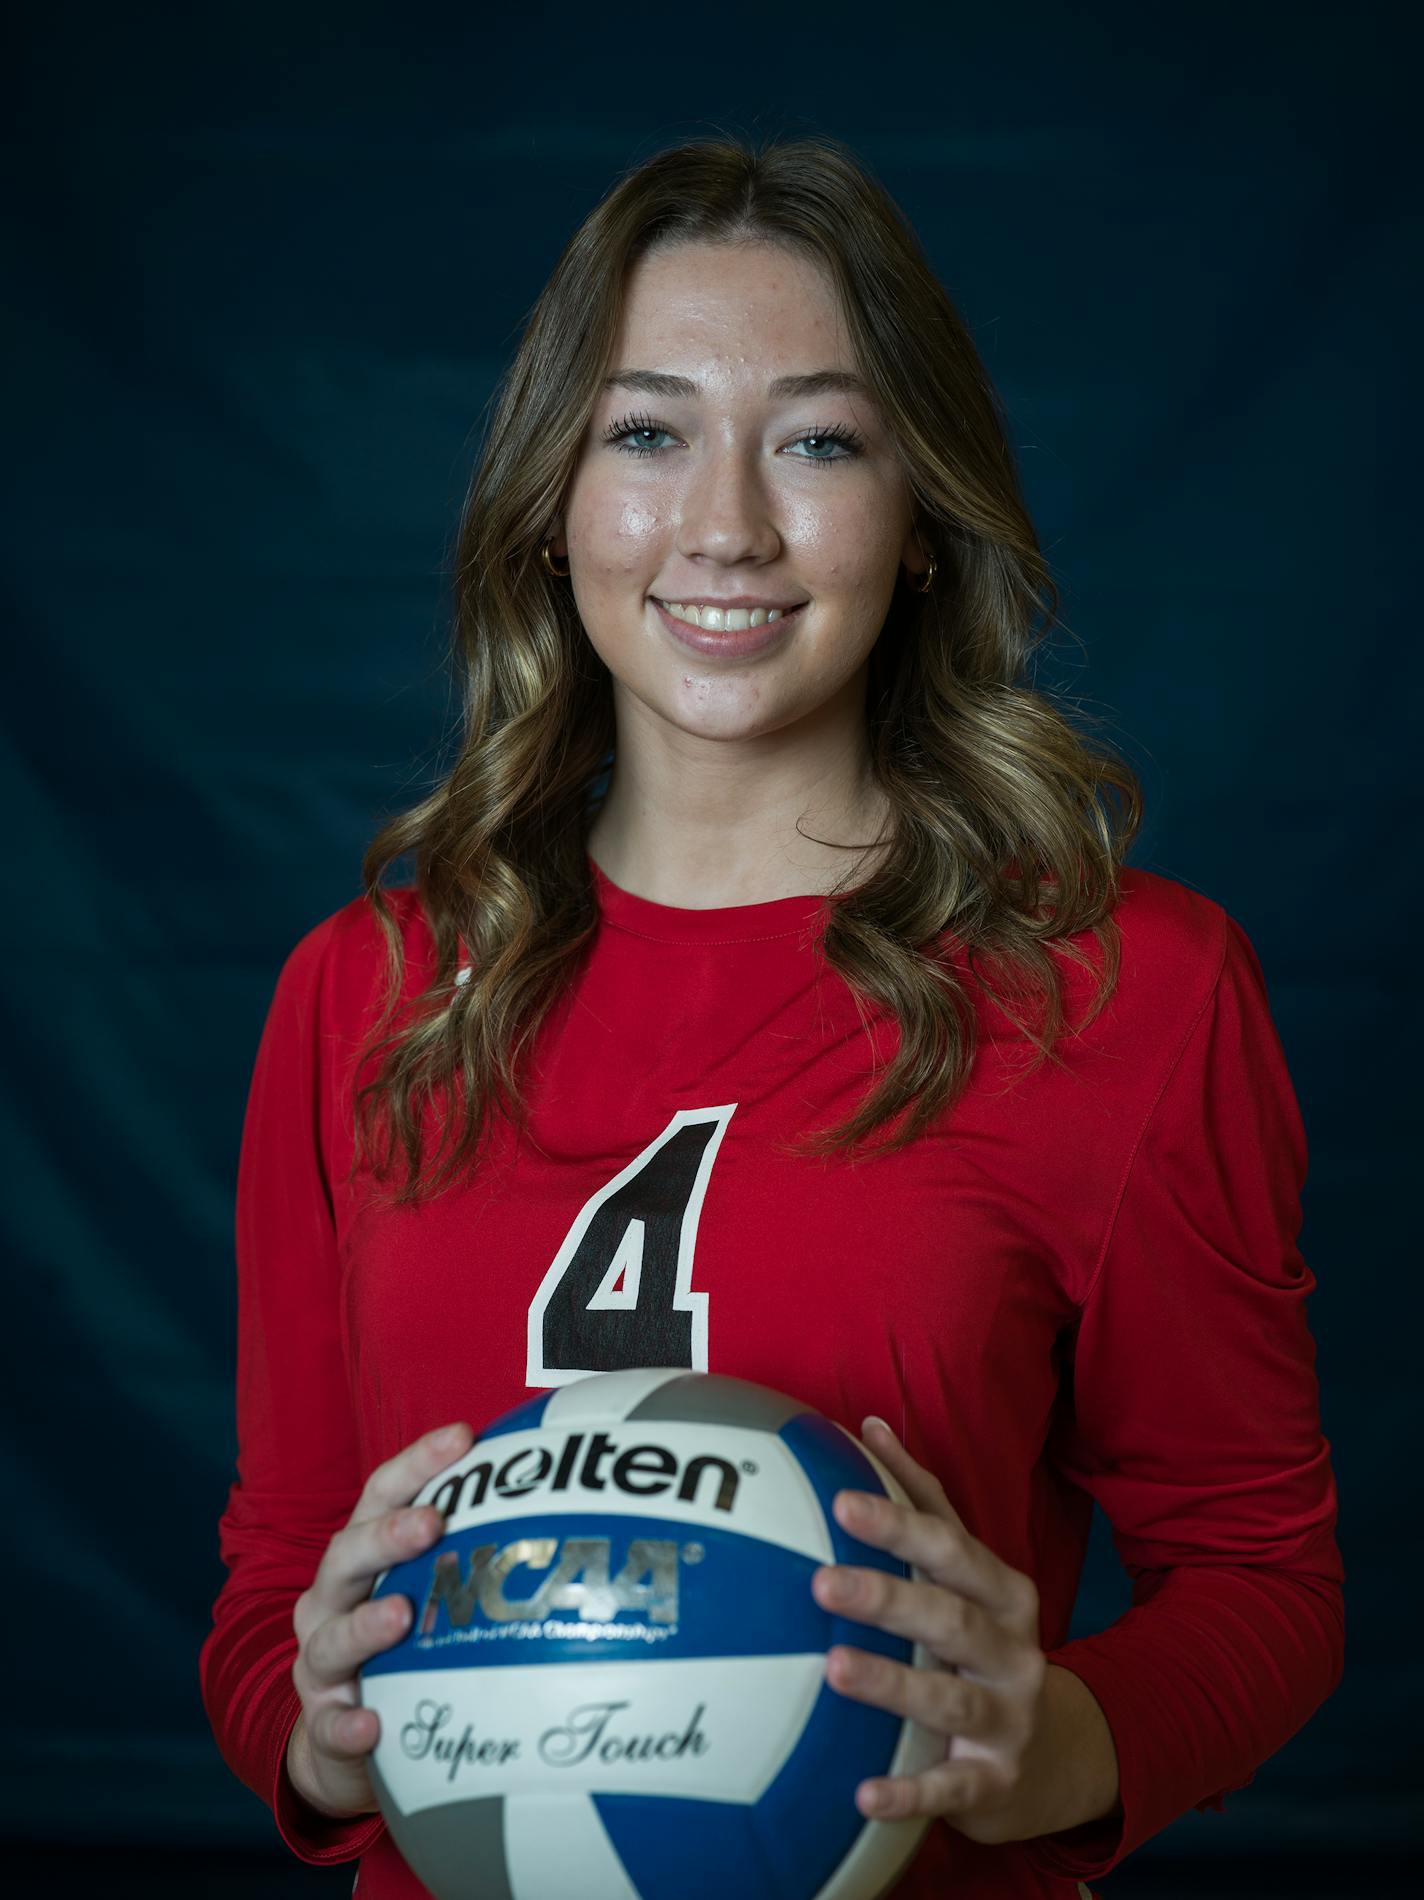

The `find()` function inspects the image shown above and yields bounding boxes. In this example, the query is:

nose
[675,438,782,568]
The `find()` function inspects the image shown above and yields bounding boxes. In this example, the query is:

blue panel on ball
[591,1794,780,1900]
[778,1414,912,1664]
[479,1392,554,1439]
[753,1675,903,1896]
[364,1512,830,1676]
[747,1416,913,1888]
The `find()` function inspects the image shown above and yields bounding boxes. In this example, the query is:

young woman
[200,136,1343,1900]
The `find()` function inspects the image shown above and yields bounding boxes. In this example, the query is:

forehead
[608,239,855,392]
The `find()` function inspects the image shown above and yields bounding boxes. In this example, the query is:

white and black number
[525,1106,735,1387]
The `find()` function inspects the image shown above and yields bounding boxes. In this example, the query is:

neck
[586,677,892,909]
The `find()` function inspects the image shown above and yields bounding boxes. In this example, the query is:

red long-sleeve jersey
[199,860,1343,1898]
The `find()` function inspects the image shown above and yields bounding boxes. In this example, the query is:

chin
[660,680,795,742]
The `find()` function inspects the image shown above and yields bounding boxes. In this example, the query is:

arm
[808,908,1340,1865]
[1023,912,1344,1881]
[197,904,386,1863]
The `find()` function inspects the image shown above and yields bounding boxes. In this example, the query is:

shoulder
[268,884,437,1031]
[1110,864,1280,1008]
[1071,864,1283,1083]
[1023,865,1250,1075]
[1108,865,1233,1004]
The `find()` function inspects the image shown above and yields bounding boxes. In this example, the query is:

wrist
[284,1710,367,1822]
[970,1661,1121,1845]
[1037,1661,1120,1830]
[273,1705,386,1866]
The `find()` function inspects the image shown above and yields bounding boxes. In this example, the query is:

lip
[658,594,808,610]
[651,596,804,659]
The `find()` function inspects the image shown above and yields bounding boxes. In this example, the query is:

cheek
[569,486,666,580]
[785,489,901,591]
[795,491,904,623]
[783,494,843,574]
[566,503,664,662]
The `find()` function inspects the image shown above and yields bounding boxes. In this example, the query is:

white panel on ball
[362,1652,827,1815]
[430,1423,834,1565]
[541,1367,691,1425]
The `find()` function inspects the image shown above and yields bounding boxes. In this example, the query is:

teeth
[661,602,787,630]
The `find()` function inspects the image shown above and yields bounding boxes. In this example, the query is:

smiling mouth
[653,599,804,631]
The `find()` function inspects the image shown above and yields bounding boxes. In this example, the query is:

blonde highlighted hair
[350,132,1142,1205]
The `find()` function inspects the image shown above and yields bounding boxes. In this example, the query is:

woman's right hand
[286,1419,475,1819]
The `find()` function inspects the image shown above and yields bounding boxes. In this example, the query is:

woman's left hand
[811,1414,1050,1842]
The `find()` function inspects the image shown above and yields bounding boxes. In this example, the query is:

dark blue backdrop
[4,1,1416,1883]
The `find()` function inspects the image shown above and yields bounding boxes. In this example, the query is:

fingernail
[433,1423,467,1449]
[862,1415,896,1440]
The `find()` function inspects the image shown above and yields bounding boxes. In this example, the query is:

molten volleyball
[360,1368,941,1900]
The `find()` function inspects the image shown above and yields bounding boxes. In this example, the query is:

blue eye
[784,431,860,463]
[605,416,678,457]
[600,410,865,466]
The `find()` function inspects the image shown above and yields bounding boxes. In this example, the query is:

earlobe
[903,538,938,596]
[541,515,571,579]
[902,527,931,585]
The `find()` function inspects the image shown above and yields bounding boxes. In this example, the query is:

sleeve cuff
[269,1686,389,1865]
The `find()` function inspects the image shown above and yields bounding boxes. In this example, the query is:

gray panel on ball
[627,1371,812,1431]
[380,1785,513,1900]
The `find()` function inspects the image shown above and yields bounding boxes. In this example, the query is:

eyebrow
[602,367,872,401]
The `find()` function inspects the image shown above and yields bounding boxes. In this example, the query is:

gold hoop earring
[910,551,937,594]
[541,540,570,579]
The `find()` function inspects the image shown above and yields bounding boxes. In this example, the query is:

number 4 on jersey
[525,1105,736,1387]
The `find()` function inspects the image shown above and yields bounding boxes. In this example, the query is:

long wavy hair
[350,132,1143,1206]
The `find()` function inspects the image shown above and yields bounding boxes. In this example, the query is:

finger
[351,1421,474,1527]
[307,1699,382,1763]
[856,1755,1012,1822]
[813,1564,1021,1678]
[825,1642,1000,1741]
[833,1478,1039,1637]
[302,1594,414,1691]
[299,1505,444,1630]
[861,1416,970,1534]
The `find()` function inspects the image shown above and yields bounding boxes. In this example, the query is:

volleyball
[359,1367,942,1900]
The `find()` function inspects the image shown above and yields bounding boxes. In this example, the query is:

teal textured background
[3,1,1413,1880]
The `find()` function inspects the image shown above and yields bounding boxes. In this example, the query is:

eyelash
[601,409,865,466]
